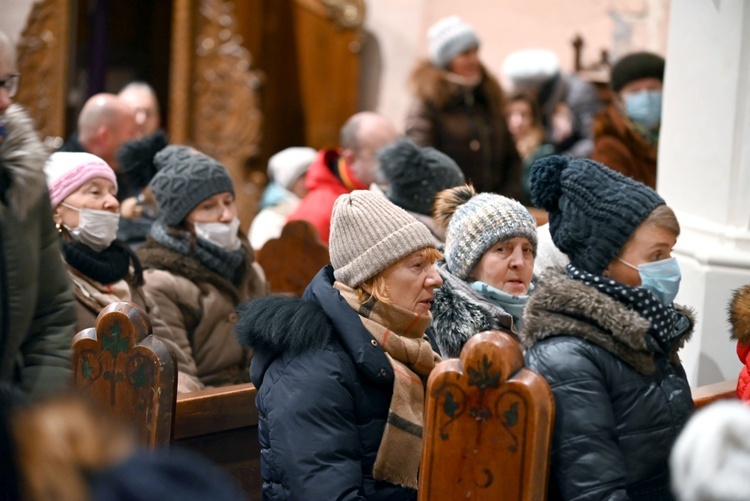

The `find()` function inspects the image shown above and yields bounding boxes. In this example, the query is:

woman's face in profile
[449,46,481,81]
[186,191,237,227]
[365,250,443,316]
[54,177,119,228]
[605,223,677,287]
[470,237,534,296]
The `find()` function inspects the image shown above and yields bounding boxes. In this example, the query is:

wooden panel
[15,0,72,140]
[692,379,737,409]
[419,331,554,501]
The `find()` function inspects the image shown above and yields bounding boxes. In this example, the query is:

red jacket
[287,149,366,243]
[730,285,750,400]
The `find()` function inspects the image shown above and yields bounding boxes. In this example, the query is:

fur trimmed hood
[408,60,505,111]
[0,105,49,220]
[730,285,750,344]
[521,267,695,375]
[431,263,514,358]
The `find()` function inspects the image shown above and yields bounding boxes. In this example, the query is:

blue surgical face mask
[623,90,663,129]
[618,257,681,305]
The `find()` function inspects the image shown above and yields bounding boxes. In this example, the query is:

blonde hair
[11,394,136,501]
[643,204,680,237]
[357,247,442,304]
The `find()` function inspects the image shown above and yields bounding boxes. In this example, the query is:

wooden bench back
[256,219,329,296]
[71,302,177,448]
[419,331,554,501]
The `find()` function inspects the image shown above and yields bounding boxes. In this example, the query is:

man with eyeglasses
[0,30,76,396]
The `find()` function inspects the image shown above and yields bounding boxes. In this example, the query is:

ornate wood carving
[14,0,71,140]
[320,0,365,30]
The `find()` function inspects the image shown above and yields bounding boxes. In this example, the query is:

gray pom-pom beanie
[428,16,480,69]
[530,155,665,275]
[379,138,465,216]
[329,190,436,288]
[150,145,235,226]
[444,193,537,280]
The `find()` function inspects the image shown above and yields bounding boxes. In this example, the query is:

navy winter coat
[520,269,695,501]
[235,266,416,500]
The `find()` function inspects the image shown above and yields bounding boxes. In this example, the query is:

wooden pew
[174,383,261,497]
[692,379,737,409]
[420,331,554,501]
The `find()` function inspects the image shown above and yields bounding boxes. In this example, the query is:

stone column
[660,0,750,386]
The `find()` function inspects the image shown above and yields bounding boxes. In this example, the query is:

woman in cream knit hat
[236,190,443,500]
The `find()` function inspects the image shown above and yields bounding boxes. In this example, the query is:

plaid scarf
[334,282,441,490]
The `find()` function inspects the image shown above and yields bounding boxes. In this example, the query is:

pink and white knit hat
[44,152,117,207]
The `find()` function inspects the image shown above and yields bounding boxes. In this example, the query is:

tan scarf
[334,281,441,489]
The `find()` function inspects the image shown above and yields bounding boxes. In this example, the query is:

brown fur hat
[729,285,750,343]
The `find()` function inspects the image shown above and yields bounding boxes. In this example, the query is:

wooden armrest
[174,383,258,440]
[692,379,737,409]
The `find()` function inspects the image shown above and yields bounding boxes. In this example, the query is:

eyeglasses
[0,74,20,98]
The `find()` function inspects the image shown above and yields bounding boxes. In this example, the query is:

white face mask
[61,203,120,252]
[193,217,242,251]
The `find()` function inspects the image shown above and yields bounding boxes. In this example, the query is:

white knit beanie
[44,152,117,207]
[670,400,750,501]
[329,190,436,288]
[428,16,480,69]
[267,147,317,191]
[502,49,560,90]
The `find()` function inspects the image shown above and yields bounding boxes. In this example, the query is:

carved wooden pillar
[170,0,263,229]
[14,0,72,140]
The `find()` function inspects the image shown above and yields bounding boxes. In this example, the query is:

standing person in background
[118,81,161,137]
[502,49,602,158]
[592,52,665,188]
[405,16,523,202]
[0,30,76,396]
[288,111,398,243]
[138,146,267,393]
[249,146,316,250]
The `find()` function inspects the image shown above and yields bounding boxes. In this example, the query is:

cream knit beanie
[329,190,436,287]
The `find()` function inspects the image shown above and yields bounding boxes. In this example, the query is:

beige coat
[138,239,266,393]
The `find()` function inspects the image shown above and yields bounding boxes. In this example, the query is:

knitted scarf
[61,240,131,285]
[334,282,441,490]
[470,280,534,331]
[150,220,244,283]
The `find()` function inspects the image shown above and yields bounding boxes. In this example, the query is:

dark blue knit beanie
[530,155,665,275]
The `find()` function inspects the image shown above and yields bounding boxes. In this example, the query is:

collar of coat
[431,262,514,358]
[137,237,254,303]
[409,60,504,110]
[0,105,49,220]
[521,267,694,375]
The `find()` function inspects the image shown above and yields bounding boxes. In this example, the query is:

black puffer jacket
[430,262,515,358]
[520,268,694,501]
[235,266,416,501]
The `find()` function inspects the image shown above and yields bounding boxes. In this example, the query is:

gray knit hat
[150,145,235,226]
[379,139,465,216]
[443,191,537,280]
[428,16,480,69]
[329,190,436,288]
[530,155,665,275]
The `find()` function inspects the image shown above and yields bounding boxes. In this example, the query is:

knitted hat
[150,145,234,226]
[610,51,665,92]
[428,16,480,69]
[670,401,750,501]
[267,147,317,191]
[44,152,118,207]
[442,190,537,280]
[329,190,436,287]
[502,49,560,89]
[378,139,465,216]
[530,155,664,275]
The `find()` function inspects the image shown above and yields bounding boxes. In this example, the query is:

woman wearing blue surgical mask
[522,155,694,501]
[592,51,665,189]
[45,152,149,333]
[137,146,267,393]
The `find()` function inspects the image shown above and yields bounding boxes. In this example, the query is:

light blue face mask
[618,257,681,306]
[624,90,663,129]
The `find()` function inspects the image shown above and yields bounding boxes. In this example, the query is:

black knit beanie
[610,51,665,92]
[149,146,235,226]
[378,139,465,216]
[530,155,665,275]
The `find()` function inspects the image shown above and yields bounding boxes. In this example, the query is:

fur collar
[0,105,49,220]
[521,267,694,375]
[137,237,255,303]
[730,285,750,344]
[408,60,505,110]
[431,263,514,358]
